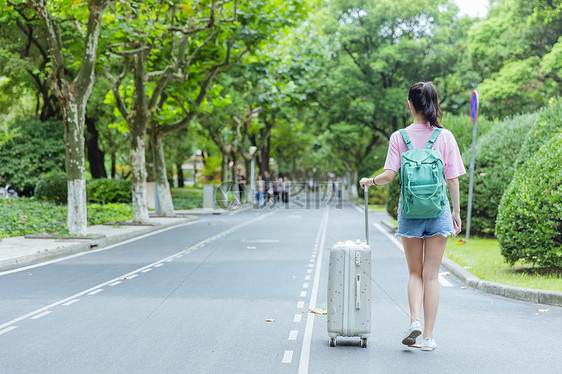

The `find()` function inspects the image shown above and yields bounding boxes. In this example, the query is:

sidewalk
[0,216,197,273]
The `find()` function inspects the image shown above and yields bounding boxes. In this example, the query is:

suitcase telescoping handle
[364,186,369,245]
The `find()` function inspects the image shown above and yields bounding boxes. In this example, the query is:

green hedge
[35,175,132,204]
[34,173,68,204]
[171,187,203,210]
[0,197,132,238]
[0,119,65,196]
[495,134,562,269]
[515,98,562,170]
[87,179,132,204]
[459,112,539,235]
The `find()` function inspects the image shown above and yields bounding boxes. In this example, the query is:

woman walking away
[360,82,465,351]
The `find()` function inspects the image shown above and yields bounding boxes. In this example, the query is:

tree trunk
[150,130,175,216]
[85,116,107,178]
[27,0,109,235]
[111,152,116,179]
[65,102,88,235]
[350,169,359,198]
[130,52,150,223]
[176,163,184,188]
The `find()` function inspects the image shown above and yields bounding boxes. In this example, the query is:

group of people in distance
[237,169,291,206]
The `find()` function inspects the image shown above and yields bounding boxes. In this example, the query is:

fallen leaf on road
[455,238,467,245]
[247,246,257,250]
[535,309,550,312]
[460,286,467,289]
[309,308,327,315]
[290,276,296,279]
[265,319,275,322]
[28,273,32,276]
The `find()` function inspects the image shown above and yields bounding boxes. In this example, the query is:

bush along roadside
[0,197,132,238]
[35,175,133,205]
[496,133,562,270]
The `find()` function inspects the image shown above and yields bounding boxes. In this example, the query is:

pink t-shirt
[384,123,466,180]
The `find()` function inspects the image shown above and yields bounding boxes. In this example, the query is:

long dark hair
[408,82,442,128]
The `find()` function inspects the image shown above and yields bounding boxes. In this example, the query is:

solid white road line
[0,220,202,276]
[374,223,454,287]
[62,299,80,306]
[0,326,17,336]
[30,311,51,320]
[0,212,277,332]
[282,350,294,364]
[298,208,329,374]
[87,289,104,296]
[438,274,454,287]
[373,222,404,252]
[293,314,302,323]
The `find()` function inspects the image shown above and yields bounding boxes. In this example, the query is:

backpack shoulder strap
[425,128,442,149]
[399,130,414,151]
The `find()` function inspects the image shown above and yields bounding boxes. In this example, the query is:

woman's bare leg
[401,237,424,322]
[422,235,447,339]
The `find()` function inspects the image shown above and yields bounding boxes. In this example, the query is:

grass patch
[368,204,387,211]
[171,187,203,210]
[0,197,132,238]
[445,237,561,292]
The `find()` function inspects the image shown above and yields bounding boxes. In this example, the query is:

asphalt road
[1,201,561,373]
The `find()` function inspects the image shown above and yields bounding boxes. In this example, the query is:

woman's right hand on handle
[359,177,371,189]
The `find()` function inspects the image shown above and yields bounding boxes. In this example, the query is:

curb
[378,219,562,307]
[440,256,562,307]
[0,217,198,273]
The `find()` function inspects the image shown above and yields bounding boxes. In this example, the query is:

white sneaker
[421,338,437,351]
[402,319,422,345]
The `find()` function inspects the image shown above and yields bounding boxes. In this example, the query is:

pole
[364,187,369,245]
[465,119,478,240]
[250,157,255,205]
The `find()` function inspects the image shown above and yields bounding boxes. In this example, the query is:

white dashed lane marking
[30,311,52,320]
[62,299,80,306]
[87,289,104,296]
[0,326,17,336]
[282,350,294,364]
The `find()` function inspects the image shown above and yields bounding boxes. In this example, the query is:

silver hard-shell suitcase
[327,188,372,348]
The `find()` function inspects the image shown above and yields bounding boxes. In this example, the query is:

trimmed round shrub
[459,111,539,236]
[34,173,68,204]
[495,133,562,269]
[87,179,132,204]
[515,97,562,170]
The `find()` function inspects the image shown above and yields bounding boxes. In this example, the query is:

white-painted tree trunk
[151,133,175,216]
[67,178,87,235]
[350,170,359,198]
[65,103,87,236]
[130,144,150,223]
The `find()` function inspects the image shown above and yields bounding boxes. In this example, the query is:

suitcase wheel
[329,337,336,347]
[360,338,368,348]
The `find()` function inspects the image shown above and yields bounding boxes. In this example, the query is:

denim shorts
[396,198,455,239]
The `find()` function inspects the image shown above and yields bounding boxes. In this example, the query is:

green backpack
[399,128,447,219]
